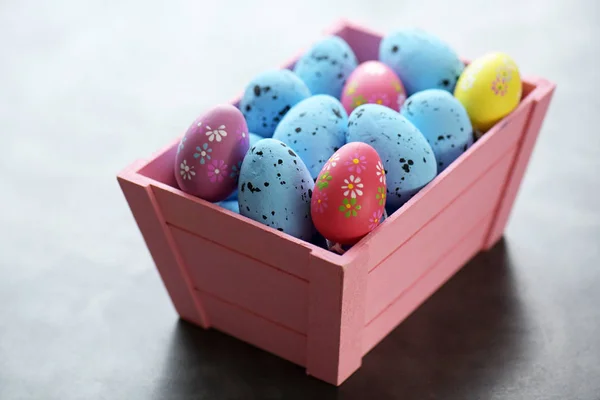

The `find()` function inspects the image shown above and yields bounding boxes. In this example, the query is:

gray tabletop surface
[1,0,599,399]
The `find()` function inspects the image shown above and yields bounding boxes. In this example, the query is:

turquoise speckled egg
[272,94,347,179]
[379,29,464,96]
[346,104,437,212]
[293,35,358,98]
[238,138,315,240]
[239,69,311,137]
[224,132,264,201]
[400,89,474,173]
[218,200,240,214]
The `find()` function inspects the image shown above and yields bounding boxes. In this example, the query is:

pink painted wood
[116,19,556,386]
[171,225,309,334]
[484,78,557,249]
[365,149,516,324]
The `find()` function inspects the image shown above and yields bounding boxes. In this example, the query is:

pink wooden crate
[117,20,556,386]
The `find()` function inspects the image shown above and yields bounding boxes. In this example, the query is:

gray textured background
[1,0,599,399]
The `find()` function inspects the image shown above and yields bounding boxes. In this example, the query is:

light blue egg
[272,95,347,179]
[224,132,264,201]
[239,70,311,137]
[238,138,315,240]
[293,36,358,98]
[400,89,474,173]
[218,200,240,214]
[379,29,464,96]
[346,104,437,212]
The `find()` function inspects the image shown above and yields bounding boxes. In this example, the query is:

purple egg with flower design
[174,104,249,202]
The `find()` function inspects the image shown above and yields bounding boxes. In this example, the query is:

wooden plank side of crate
[196,290,307,367]
[365,148,515,323]
[117,164,209,328]
[363,216,491,355]
[345,97,534,270]
[484,78,557,249]
[170,225,309,334]
[151,184,312,280]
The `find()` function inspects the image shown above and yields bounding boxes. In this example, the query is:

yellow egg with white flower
[454,52,522,132]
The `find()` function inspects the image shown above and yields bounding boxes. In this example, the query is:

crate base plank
[117,19,556,386]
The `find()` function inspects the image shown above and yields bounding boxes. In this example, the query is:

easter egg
[346,104,437,212]
[272,94,347,179]
[218,200,240,214]
[311,142,386,245]
[454,52,522,132]
[293,35,358,98]
[400,89,473,172]
[238,138,315,240]
[224,132,265,201]
[379,29,464,96]
[239,69,311,137]
[174,104,249,202]
[340,61,406,115]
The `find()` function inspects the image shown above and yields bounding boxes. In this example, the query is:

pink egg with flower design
[340,60,406,115]
[174,104,249,202]
[311,142,387,245]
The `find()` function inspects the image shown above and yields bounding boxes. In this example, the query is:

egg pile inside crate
[173,28,523,253]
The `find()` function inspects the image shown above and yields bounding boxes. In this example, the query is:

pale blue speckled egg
[218,200,240,214]
[400,89,474,173]
[272,94,347,179]
[239,69,311,137]
[379,29,464,96]
[224,132,264,201]
[346,104,437,212]
[293,36,358,98]
[238,138,315,240]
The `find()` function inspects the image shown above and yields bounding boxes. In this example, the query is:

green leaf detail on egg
[376,187,386,206]
[339,198,361,218]
[318,172,333,189]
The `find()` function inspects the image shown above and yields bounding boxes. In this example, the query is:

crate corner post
[306,246,369,386]
[117,164,210,329]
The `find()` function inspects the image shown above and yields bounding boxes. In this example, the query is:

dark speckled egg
[346,104,437,212]
[293,35,358,98]
[239,69,311,138]
[272,94,347,179]
[238,138,315,240]
[379,29,464,96]
[224,132,264,201]
[400,89,474,173]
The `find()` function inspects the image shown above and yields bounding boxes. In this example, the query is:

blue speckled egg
[218,200,240,214]
[293,36,358,98]
[346,104,437,212]
[224,132,264,201]
[379,29,464,96]
[239,69,311,137]
[400,89,474,173]
[238,138,315,240]
[272,95,347,179]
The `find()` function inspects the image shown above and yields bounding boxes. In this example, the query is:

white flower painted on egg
[341,175,364,198]
[376,161,386,183]
[325,153,340,171]
[180,160,195,180]
[205,125,227,142]
[461,61,484,91]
